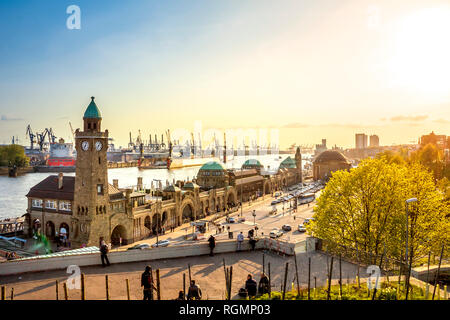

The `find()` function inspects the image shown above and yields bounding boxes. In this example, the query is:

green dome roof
[199,161,226,171]
[242,159,263,167]
[83,96,102,119]
[279,156,297,169]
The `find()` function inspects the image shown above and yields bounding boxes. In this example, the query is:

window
[59,201,72,211]
[45,200,57,210]
[32,199,43,208]
[97,184,103,195]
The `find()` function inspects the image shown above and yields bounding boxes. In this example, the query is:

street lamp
[405,197,417,298]
[252,210,256,226]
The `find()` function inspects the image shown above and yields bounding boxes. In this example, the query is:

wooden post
[282,262,289,300]
[307,257,311,300]
[81,274,86,300]
[105,275,110,300]
[156,269,161,300]
[183,274,186,300]
[314,277,317,299]
[327,257,334,300]
[425,251,431,299]
[294,252,300,297]
[188,263,192,284]
[56,280,59,300]
[263,253,265,275]
[63,282,68,300]
[339,255,342,299]
[126,279,130,300]
[432,244,445,300]
[228,266,233,300]
[10,288,14,300]
[268,263,271,299]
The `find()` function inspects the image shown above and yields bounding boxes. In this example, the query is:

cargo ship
[34,138,76,172]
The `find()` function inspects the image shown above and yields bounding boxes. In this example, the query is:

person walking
[141,266,156,300]
[258,273,270,295]
[187,280,202,300]
[208,235,216,256]
[100,240,110,267]
[237,231,244,251]
[245,274,257,298]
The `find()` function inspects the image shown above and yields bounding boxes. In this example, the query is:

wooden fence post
[105,275,110,300]
[156,269,161,300]
[432,245,445,300]
[282,262,289,300]
[126,279,130,300]
[55,280,59,300]
[294,252,300,297]
[268,263,271,299]
[81,274,86,300]
[10,288,14,300]
[63,282,68,300]
[307,257,311,300]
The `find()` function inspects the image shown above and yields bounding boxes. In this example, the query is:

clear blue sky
[0,0,449,148]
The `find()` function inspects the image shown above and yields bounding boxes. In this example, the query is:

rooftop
[83,96,102,119]
[199,161,226,171]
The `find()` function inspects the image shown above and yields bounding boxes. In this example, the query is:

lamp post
[405,197,417,298]
[240,167,243,217]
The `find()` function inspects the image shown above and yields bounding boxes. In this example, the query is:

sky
[0,0,449,149]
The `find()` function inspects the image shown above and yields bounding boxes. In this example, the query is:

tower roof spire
[83,96,102,119]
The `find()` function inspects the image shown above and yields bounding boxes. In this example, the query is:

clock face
[81,141,89,151]
[95,141,103,151]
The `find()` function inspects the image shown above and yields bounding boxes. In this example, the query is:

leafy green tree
[309,158,448,266]
[0,145,29,167]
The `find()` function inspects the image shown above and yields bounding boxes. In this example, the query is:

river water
[0,154,303,219]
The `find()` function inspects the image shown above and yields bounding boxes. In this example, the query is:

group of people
[140,265,269,300]
[141,265,203,300]
[5,251,18,260]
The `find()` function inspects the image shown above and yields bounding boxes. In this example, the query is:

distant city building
[355,133,368,149]
[420,131,447,150]
[313,150,352,181]
[314,139,327,156]
[369,135,379,147]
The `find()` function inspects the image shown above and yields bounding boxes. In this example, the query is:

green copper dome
[242,159,263,167]
[199,161,226,171]
[83,96,102,119]
[279,156,297,169]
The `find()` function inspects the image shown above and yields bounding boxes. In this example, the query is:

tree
[309,158,448,266]
[0,145,29,167]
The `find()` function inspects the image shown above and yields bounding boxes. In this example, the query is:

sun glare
[387,7,450,99]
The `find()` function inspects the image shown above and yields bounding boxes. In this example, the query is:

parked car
[151,240,170,248]
[274,192,282,197]
[282,224,292,231]
[270,228,283,238]
[269,207,277,215]
[127,243,150,250]
[271,200,279,205]
[238,217,246,222]
[298,224,306,232]
[227,217,236,223]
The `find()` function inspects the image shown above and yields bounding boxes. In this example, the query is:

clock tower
[71,97,110,247]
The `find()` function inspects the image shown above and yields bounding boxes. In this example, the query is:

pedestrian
[249,236,257,250]
[187,280,202,300]
[141,266,156,300]
[237,231,244,251]
[174,290,185,300]
[245,274,257,298]
[208,235,216,256]
[100,240,110,267]
[258,273,270,295]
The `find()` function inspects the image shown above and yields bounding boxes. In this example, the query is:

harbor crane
[45,128,57,144]
[26,125,36,150]
[36,129,48,151]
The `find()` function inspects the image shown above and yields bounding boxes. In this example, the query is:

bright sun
[387,7,450,99]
